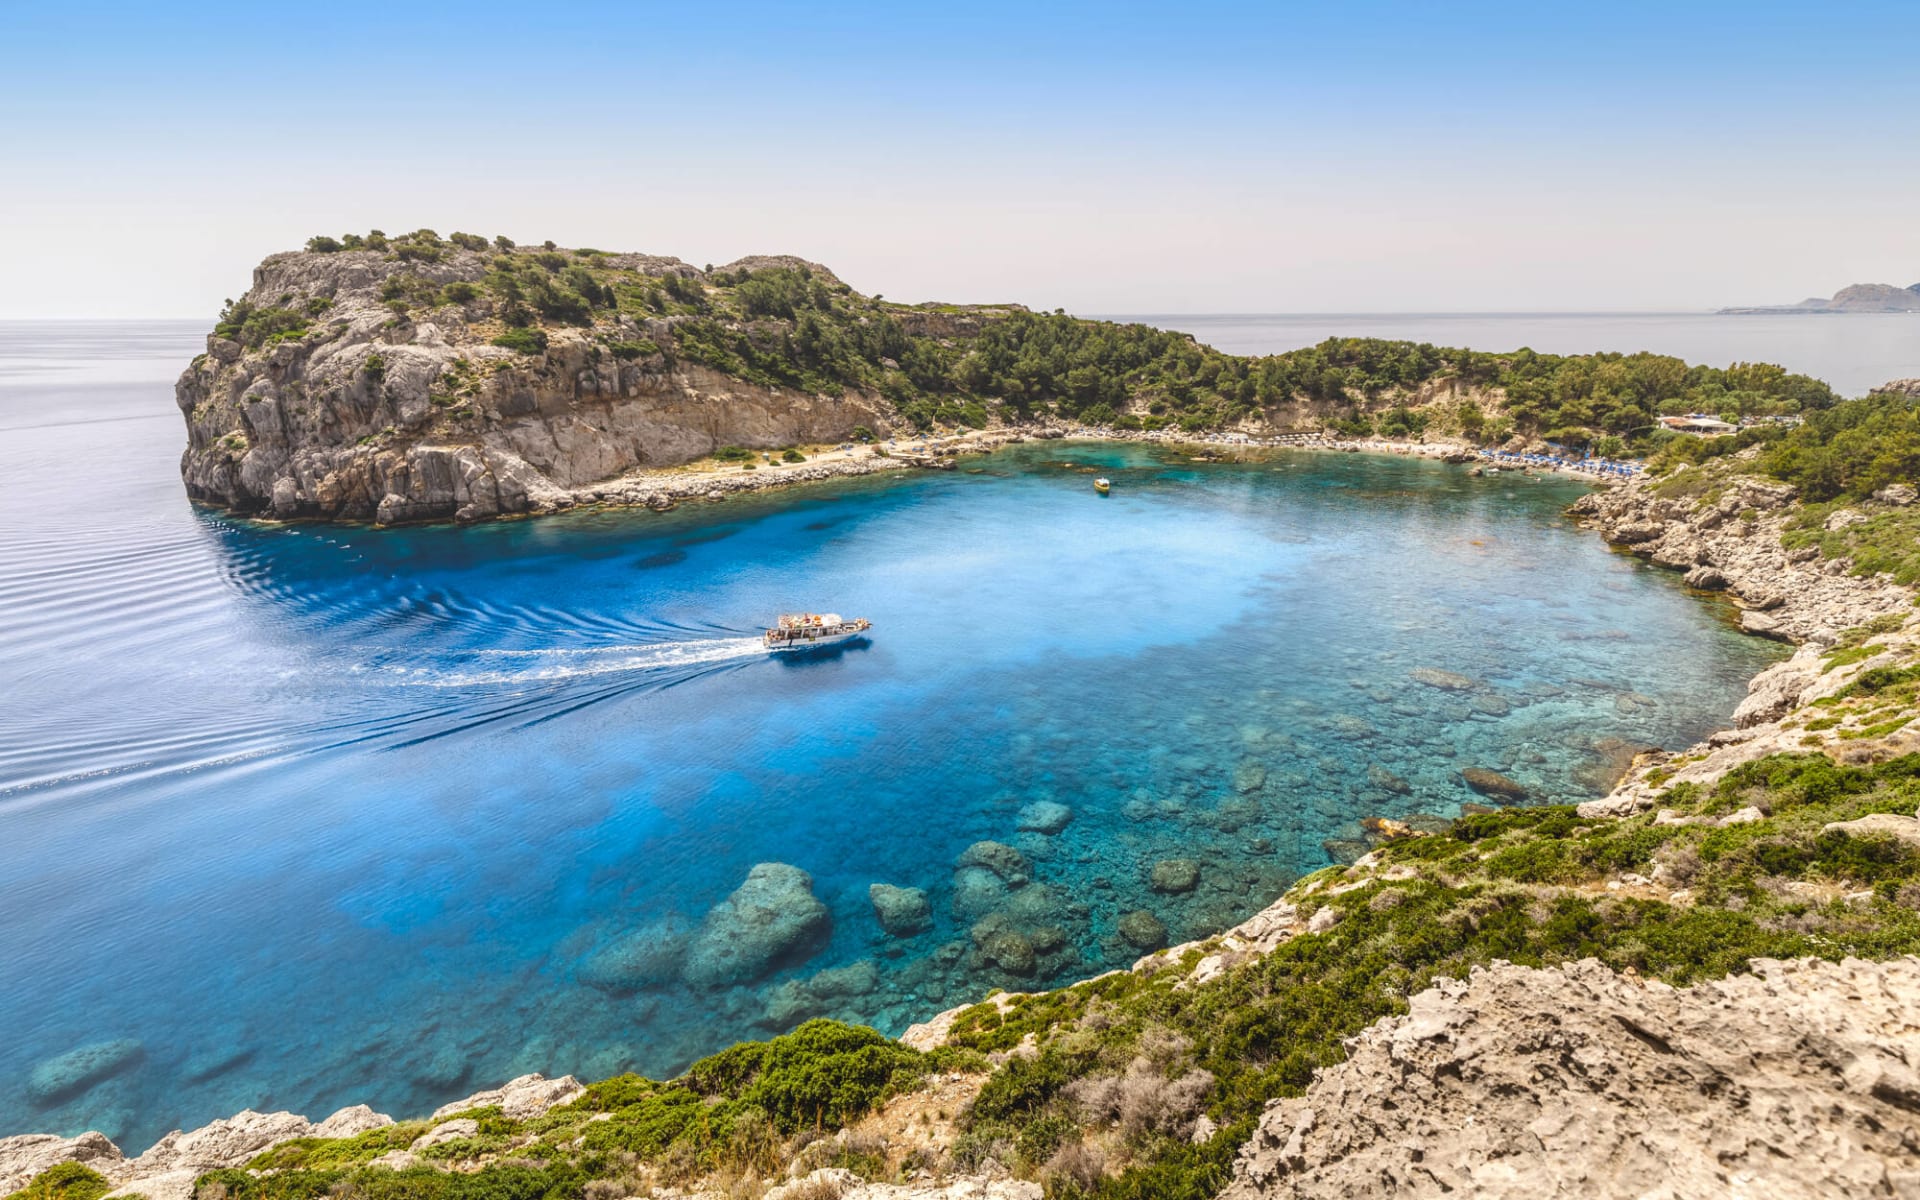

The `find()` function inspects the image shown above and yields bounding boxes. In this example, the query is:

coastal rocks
[27,1040,144,1107]
[1408,668,1476,691]
[1117,910,1168,951]
[1015,801,1073,835]
[431,1075,583,1122]
[576,916,690,992]
[1460,768,1530,803]
[1576,467,1909,645]
[0,1133,125,1195]
[134,1109,321,1175]
[1223,956,1920,1200]
[956,841,1032,888]
[869,884,933,936]
[312,1105,393,1138]
[1733,649,1822,727]
[1822,812,1920,850]
[410,1119,477,1152]
[1150,859,1202,894]
[682,863,831,990]
[1874,482,1918,506]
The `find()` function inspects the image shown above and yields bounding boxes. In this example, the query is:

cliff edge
[176,237,910,523]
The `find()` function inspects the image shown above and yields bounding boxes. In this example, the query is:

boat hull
[766,629,867,653]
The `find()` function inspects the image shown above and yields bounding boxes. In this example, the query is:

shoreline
[17,441,1916,1194]
[346,426,1633,528]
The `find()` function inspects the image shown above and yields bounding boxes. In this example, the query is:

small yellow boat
[1094,477,1111,494]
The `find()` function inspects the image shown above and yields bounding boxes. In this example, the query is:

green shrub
[449,232,489,252]
[491,328,548,354]
[781,448,806,462]
[306,236,343,253]
[5,1162,112,1200]
[711,445,755,463]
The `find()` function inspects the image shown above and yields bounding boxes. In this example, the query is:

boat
[1094,477,1111,494]
[764,612,871,652]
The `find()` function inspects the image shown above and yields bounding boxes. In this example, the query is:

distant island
[1720,280,1920,314]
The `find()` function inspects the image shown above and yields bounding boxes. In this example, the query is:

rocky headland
[1720,280,1920,314]
[176,230,1836,527]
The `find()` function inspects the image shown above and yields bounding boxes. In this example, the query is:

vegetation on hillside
[282,231,1839,441]
[1652,391,1920,502]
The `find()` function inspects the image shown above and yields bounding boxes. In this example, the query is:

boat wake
[389,636,770,688]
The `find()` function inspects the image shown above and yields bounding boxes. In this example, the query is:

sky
[1,0,1917,318]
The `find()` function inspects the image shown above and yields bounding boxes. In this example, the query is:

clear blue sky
[2,0,1916,317]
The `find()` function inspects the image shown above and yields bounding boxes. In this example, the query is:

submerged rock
[956,841,1032,887]
[1016,800,1074,835]
[576,916,690,992]
[1366,764,1411,794]
[1469,694,1511,718]
[1461,768,1530,803]
[868,883,933,936]
[1117,910,1168,951]
[683,863,832,990]
[950,867,1012,919]
[1409,667,1478,691]
[971,916,1038,975]
[1150,858,1202,894]
[27,1039,144,1107]
[1234,759,1269,793]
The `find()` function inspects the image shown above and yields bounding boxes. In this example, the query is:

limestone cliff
[177,246,899,523]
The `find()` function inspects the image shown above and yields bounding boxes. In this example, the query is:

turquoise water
[0,322,1785,1150]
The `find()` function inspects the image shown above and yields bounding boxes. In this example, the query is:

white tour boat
[764,612,872,652]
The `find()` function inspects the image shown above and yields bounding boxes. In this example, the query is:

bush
[305,236,343,253]
[449,232,489,251]
[781,448,806,463]
[5,1163,112,1200]
[491,327,548,354]
[711,445,755,463]
[441,281,479,305]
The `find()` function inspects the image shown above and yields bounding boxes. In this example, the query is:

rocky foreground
[1225,956,1920,1199]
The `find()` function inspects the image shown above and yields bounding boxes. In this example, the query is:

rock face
[682,863,832,989]
[176,247,898,523]
[0,1132,126,1195]
[1572,464,1909,645]
[1225,956,1920,1199]
[430,1074,584,1121]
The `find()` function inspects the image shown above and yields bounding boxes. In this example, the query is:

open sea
[2,312,1869,1151]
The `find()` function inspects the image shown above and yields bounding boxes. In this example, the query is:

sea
[4,310,1908,1150]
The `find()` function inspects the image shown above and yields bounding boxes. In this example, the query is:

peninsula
[180,230,1832,524]
[1720,280,1920,314]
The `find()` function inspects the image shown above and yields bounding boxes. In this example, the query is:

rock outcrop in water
[177,246,900,523]
[1223,956,1920,1199]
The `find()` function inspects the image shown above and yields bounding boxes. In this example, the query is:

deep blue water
[0,321,1785,1151]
